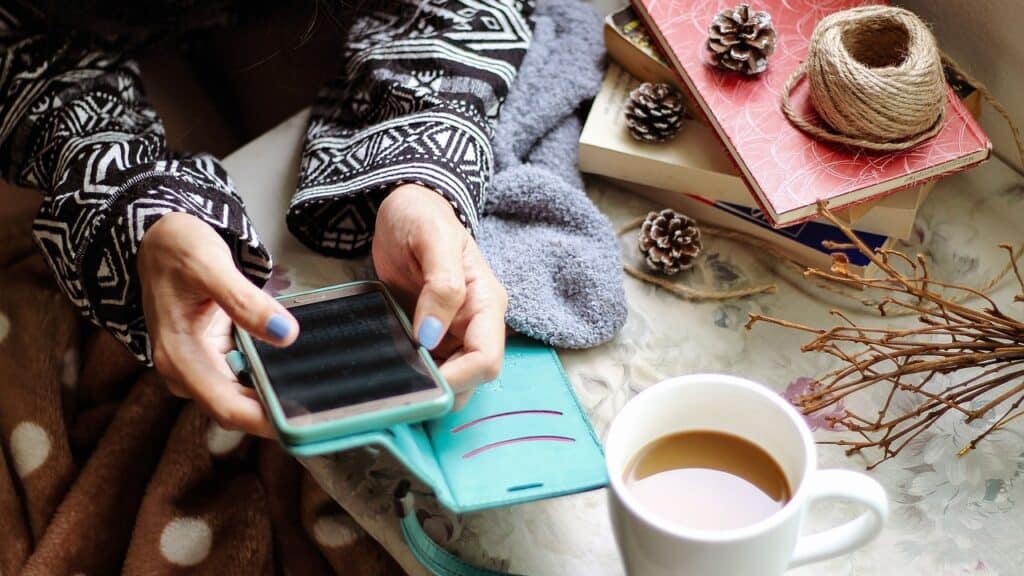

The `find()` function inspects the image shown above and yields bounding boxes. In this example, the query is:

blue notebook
[286,336,609,514]
[710,199,889,268]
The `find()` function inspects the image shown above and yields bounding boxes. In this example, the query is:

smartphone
[235,281,453,446]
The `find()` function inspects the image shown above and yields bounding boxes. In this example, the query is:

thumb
[194,252,298,346]
[412,230,467,351]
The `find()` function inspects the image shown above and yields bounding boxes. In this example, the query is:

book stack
[581,4,988,277]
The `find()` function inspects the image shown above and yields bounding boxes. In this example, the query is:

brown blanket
[0,185,403,575]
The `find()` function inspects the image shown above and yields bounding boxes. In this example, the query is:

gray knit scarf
[480,0,626,349]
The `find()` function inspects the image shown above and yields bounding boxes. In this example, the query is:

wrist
[139,212,190,269]
[138,212,224,278]
[388,183,457,213]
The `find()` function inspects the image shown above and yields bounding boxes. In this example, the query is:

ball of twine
[781,6,947,151]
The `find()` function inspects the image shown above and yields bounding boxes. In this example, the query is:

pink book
[631,0,991,227]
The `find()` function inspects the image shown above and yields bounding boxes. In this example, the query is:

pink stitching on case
[451,410,563,434]
[462,435,575,459]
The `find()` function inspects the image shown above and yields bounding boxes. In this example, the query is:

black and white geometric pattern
[0,0,533,362]
[290,0,534,255]
[1,4,270,362]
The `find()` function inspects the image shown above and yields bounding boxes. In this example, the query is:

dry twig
[746,203,1024,468]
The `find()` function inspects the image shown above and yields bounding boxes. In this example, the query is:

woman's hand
[138,212,298,437]
[373,184,508,393]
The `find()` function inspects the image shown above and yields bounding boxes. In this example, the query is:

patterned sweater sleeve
[0,8,271,363]
[288,0,534,256]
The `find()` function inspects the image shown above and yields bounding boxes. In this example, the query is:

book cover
[579,64,750,206]
[631,0,991,227]
[693,197,888,271]
[606,3,981,128]
[609,5,669,67]
[609,178,890,277]
[580,64,926,239]
[604,8,680,92]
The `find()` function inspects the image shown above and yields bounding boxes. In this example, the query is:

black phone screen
[252,290,438,419]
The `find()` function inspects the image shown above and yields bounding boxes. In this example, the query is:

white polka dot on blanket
[0,312,9,343]
[205,421,245,456]
[312,514,360,548]
[10,421,51,478]
[160,517,212,566]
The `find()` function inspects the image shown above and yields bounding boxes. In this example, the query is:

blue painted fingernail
[266,314,291,341]
[417,316,444,350]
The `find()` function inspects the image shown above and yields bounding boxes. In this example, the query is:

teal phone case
[281,336,609,513]
[234,282,453,445]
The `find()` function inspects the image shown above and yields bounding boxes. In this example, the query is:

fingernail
[417,316,444,350]
[266,314,291,341]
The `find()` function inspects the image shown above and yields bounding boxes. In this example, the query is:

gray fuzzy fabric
[479,0,627,349]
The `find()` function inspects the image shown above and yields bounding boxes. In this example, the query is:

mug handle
[788,469,889,569]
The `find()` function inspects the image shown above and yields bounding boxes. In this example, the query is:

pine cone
[707,4,778,75]
[639,209,703,275]
[624,82,686,143]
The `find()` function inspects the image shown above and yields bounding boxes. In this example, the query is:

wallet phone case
[231,335,608,575]
[283,336,609,514]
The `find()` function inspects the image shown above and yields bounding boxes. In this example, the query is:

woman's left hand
[373,184,508,394]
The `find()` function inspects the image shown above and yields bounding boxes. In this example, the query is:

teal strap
[396,487,523,576]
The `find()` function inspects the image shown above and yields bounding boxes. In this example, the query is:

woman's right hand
[138,212,298,438]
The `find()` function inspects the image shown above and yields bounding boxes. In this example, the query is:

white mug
[605,374,888,576]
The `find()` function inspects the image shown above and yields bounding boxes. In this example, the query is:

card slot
[438,437,600,509]
[507,482,544,492]
[450,410,563,434]
[462,435,576,459]
[431,413,580,458]
[431,394,577,435]
[430,347,582,435]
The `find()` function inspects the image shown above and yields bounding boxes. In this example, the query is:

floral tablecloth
[223,108,1024,576]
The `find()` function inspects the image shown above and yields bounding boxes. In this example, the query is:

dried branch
[747,203,1024,468]
[1002,243,1024,302]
